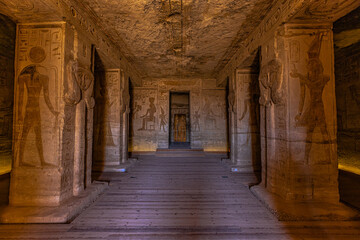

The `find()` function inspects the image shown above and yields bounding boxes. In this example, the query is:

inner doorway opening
[169,92,190,149]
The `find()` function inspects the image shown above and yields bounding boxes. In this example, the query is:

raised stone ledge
[251,185,360,221]
[0,181,108,223]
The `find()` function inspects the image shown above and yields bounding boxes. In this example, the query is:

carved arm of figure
[17,75,26,123]
[140,109,150,118]
[41,75,59,116]
[290,67,306,123]
[238,100,249,121]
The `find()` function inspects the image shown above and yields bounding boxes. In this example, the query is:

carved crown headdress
[307,33,323,59]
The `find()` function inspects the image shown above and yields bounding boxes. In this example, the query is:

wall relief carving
[16,46,59,167]
[259,58,283,106]
[290,33,331,163]
[64,59,95,108]
[138,97,156,131]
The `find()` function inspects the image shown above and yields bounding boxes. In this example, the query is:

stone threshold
[0,181,108,223]
[251,185,360,221]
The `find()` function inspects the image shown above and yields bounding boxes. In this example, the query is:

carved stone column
[233,69,260,172]
[227,74,237,164]
[10,23,70,206]
[72,67,95,196]
[251,23,358,220]
[93,69,130,170]
[120,70,130,164]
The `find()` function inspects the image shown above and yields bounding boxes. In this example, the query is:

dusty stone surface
[81,0,275,78]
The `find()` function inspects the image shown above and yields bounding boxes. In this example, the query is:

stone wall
[334,6,360,153]
[129,78,228,152]
[0,14,15,176]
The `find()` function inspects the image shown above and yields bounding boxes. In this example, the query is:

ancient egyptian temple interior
[1,0,360,239]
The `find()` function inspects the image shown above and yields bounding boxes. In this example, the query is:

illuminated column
[10,22,96,205]
[10,22,70,206]
[256,23,339,202]
[93,69,124,170]
[233,69,260,172]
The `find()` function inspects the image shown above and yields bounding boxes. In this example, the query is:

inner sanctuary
[0,0,360,239]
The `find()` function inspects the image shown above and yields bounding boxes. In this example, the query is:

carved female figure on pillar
[291,33,331,163]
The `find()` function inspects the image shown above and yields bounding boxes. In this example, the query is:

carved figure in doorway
[138,97,156,130]
[16,47,59,167]
[159,107,167,132]
[193,108,200,131]
[290,33,331,162]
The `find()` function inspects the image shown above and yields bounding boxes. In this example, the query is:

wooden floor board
[0,154,359,239]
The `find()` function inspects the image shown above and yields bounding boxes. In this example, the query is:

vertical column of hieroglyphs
[10,23,65,206]
[93,69,121,168]
[235,70,260,172]
[285,24,338,202]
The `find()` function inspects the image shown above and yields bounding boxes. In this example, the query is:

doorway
[169,92,190,149]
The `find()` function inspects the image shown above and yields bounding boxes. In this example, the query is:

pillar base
[0,181,108,223]
[251,185,360,221]
[221,159,260,186]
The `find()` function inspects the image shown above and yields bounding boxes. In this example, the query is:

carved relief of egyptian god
[64,59,95,107]
[258,58,283,106]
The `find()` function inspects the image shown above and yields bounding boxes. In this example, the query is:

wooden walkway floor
[1,154,360,239]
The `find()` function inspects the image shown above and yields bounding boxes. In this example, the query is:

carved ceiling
[80,0,275,78]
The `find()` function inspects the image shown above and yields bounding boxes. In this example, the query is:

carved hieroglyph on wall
[14,25,63,168]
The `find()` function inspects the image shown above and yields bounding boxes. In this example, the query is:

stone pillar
[10,22,71,206]
[10,22,98,206]
[120,70,130,164]
[255,23,339,202]
[250,23,360,220]
[233,69,260,172]
[227,74,237,163]
[93,69,124,170]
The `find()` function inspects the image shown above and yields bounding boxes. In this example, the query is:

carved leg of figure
[138,118,147,130]
[33,122,47,167]
[320,123,332,160]
[18,119,34,167]
[305,125,315,164]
